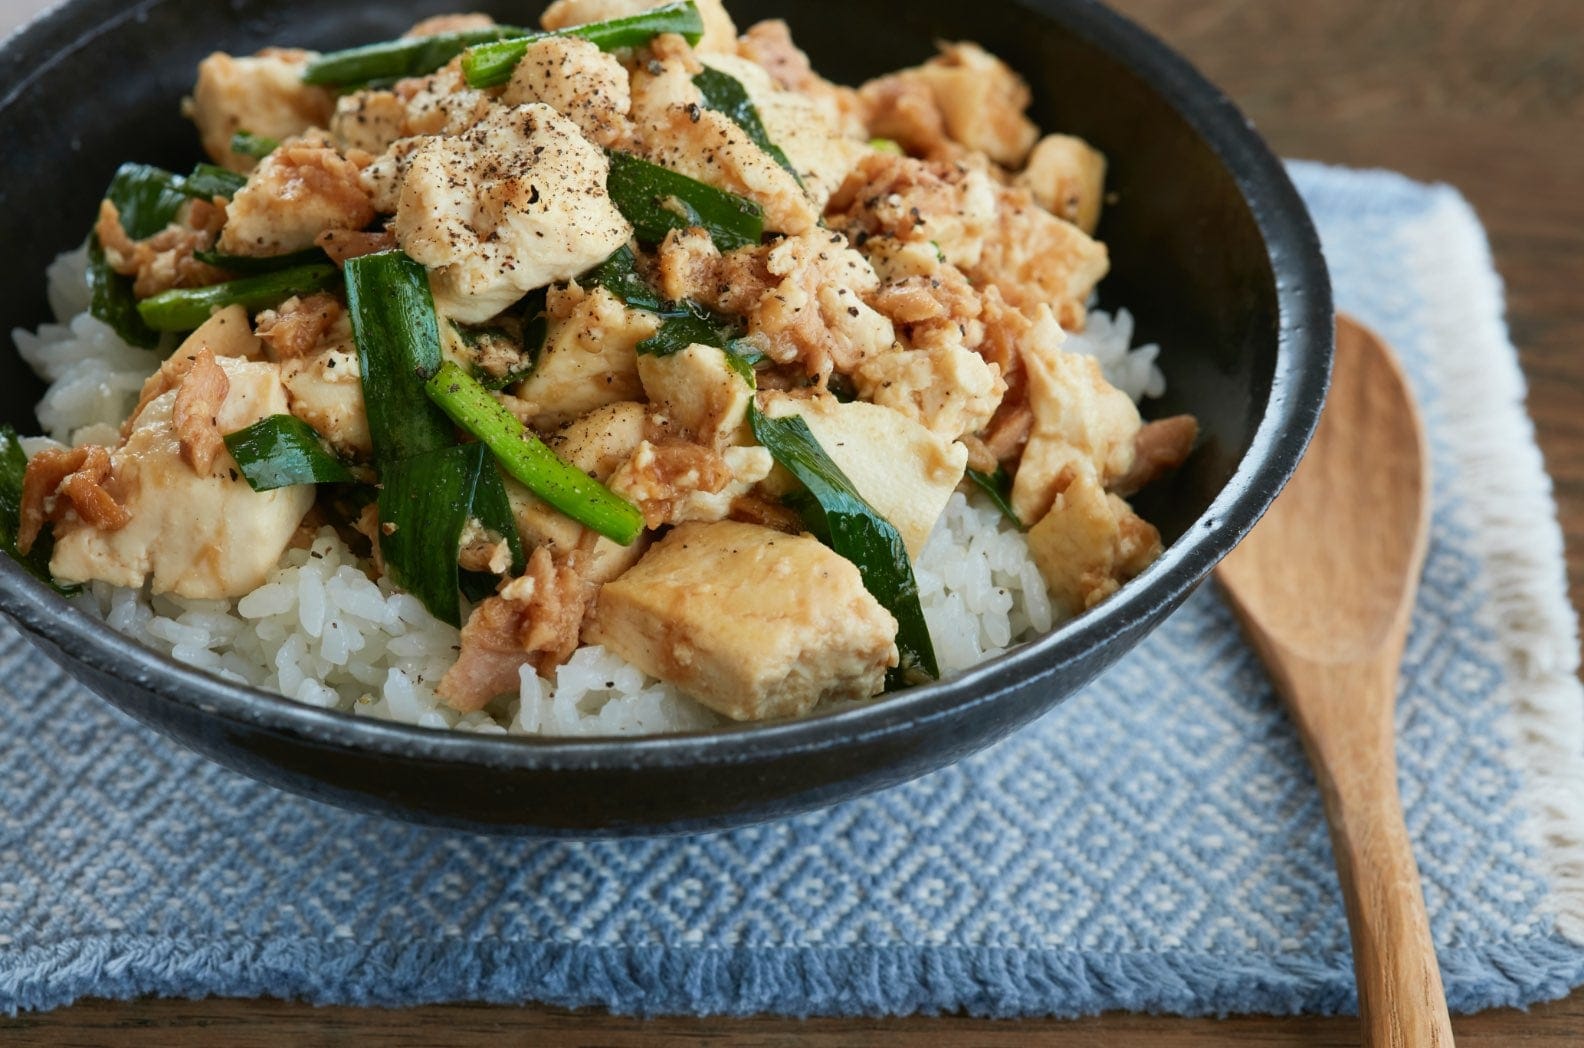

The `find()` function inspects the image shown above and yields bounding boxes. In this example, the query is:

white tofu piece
[50,358,314,599]
[588,520,899,720]
[636,343,753,447]
[513,287,658,429]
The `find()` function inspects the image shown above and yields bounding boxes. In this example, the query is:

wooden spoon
[1216,315,1454,1046]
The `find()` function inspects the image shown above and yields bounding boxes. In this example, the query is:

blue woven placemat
[4,162,1584,1017]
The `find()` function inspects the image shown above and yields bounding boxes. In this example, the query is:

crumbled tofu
[637,343,753,447]
[854,341,1005,441]
[608,440,773,527]
[629,57,819,236]
[180,304,265,362]
[588,520,899,720]
[541,0,739,53]
[827,153,1000,271]
[1010,306,1140,525]
[512,285,658,428]
[503,37,631,148]
[973,184,1109,330]
[699,54,868,211]
[280,348,372,458]
[50,358,314,598]
[1018,133,1108,234]
[1024,472,1162,617]
[218,135,375,256]
[392,104,631,323]
[188,49,335,171]
[907,43,1040,167]
[760,391,967,557]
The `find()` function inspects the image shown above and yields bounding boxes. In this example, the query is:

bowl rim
[0,0,1333,773]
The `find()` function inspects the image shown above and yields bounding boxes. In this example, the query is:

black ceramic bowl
[0,0,1330,835]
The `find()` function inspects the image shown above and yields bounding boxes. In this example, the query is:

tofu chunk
[907,43,1040,167]
[188,49,335,172]
[1018,134,1108,234]
[1010,306,1140,525]
[50,358,314,598]
[1025,472,1162,617]
[588,521,899,720]
[974,184,1109,330]
[218,136,376,256]
[854,340,1005,441]
[760,392,967,557]
[280,348,371,458]
[512,285,658,428]
[503,36,631,148]
[393,104,631,323]
[637,343,752,447]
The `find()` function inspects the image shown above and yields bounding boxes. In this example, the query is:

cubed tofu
[1025,472,1162,618]
[973,185,1109,330]
[393,104,632,324]
[502,36,631,148]
[637,343,752,447]
[188,49,335,171]
[280,348,371,459]
[512,286,658,428]
[50,358,314,598]
[1010,306,1140,525]
[217,137,375,256]
[761,392,967,557]
[908,43,1039,167]
[588,520,899,720]
[1018,133,1108,235]
[853,340,1004,441]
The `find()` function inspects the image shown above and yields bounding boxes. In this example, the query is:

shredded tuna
[17,445,129,555]
[1112,415,1199,497]
[95,199,228,298]
[255,293,344,360]
[438,547,594,712]
[219,137,377,256]
[172,349,232,475]
[610,440,737,529]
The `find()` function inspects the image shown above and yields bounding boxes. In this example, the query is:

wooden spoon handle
[1293,660,1456,1047]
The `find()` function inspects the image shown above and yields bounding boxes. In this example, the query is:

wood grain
[1219,319,1450,1047]
[3,0,1584,1042]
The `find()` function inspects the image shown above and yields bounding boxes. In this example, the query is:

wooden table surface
[4,0,1583,1043]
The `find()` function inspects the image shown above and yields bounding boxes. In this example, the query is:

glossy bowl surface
[0,0,1331,834]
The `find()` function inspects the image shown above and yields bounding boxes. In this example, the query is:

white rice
[11,248,1163,736]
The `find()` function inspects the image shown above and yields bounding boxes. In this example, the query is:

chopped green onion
[966,467,1025,530]
[693,67,800,183]
[637,301,762,383]
[88,164,190,349]
[343,251,455,465]
[585,244,686,315]
[424,361,643,545]
[180,163,248,200]
[606,150,763,252]
[461,1,704,89]
[193,247,330,274]
[135,263,340,332]
[868,137,904,155]
[223,415,355,492]
[0,426,75,593]
[749,405,938,685]
[303,25,534,88]
[468,452,527,576]
[379,442,505,627]
[446,290,544,391]
[230,131,279,159]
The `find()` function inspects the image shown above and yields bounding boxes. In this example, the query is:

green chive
[424,361,644,545]
[967,467,1025,530]
[693,67,801,183]
[303,25,535,88]
[180,163,248,200]
[230,131,279,159]
[88,163,190,349]
[0,426,76,593]
[343,251,455,465]
[868,137,904,155]
[135,263,340,332]
[749,405,938,684]
[377,443,488,627]
[193,247,331,275]
[461,1,704,89]
[605,150,763,252]
[585,244,686,315]
[637,301,763,383]
[222,415,355,492]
